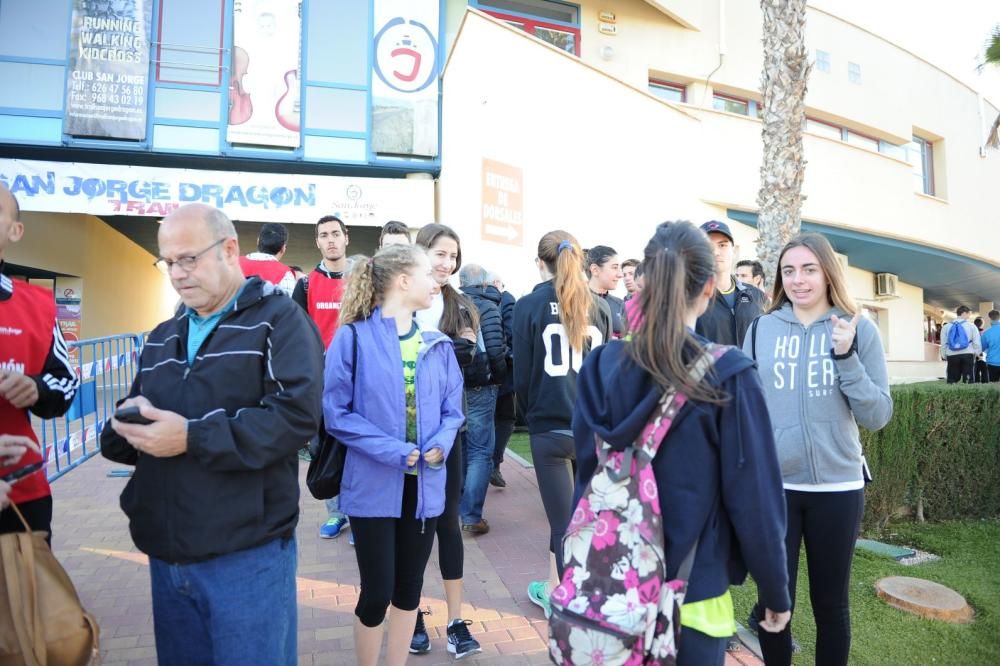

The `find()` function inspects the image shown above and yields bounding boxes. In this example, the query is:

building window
[805,117,842,140]
[712,93,749,116]
[648,79,686,103]
[474,0,581,55]
[157,0,226,86]
[848,61,862,85]
[815,49,831,73]
[908,136,935,196]
[878,140,907,160]
[845,130,879,152]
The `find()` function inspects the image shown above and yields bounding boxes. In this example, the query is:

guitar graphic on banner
[274,1,302,131]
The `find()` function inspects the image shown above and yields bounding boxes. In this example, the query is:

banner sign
[481,159,524,246]
[371,0,440,157]
[64,0,153,140]
[227,0,302,148]
[0,159,434,225]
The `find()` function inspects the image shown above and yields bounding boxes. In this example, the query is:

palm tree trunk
[756,0,811,282]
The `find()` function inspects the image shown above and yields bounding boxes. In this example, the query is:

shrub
[862,383,1000,529]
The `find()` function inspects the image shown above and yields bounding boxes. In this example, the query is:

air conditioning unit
[874,272,899,298]
[834,252,849,274]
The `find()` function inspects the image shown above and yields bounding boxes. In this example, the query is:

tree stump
[876,576,973,623]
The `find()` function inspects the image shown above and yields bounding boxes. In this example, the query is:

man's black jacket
[695,277,767,347]
[100,278,323,563]
[459,285,508,388]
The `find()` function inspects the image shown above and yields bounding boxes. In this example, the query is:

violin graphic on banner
[227,0,302,148]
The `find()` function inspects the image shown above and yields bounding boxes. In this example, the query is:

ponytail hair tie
[557,240,573,254]
[367,257,374,268]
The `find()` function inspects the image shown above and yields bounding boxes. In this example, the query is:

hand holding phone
[114,406,155,426]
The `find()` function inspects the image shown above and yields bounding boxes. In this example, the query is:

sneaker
[410,610,431,654]
[297,446,312,462]
[461,519,489,535]
[348,531,355,546]
[489,468,506,488]
[446,620,482,659]
[527,581,551,618]
[319,516,349,539]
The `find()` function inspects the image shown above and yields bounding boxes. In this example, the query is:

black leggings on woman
[435,435,464,580]
[758,489,864,666]
[350,475,439,627]
[529,432,576,566]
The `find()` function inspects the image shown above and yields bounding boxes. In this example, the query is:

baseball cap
[700,220,734,243]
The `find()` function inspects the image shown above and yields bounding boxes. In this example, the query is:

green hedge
[862,382,1000,529]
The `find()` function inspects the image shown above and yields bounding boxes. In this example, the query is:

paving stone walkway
[49,453,762,665]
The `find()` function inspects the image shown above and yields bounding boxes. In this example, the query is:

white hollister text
[771,332,837,397]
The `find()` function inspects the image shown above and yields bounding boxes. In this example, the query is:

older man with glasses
[101,203,323,664]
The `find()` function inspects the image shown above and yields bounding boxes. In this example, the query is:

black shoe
[410,610,431,654]
[746,610,759,636]
[792,637,802,654]
[446,620,482,660]
[489,468,506,488]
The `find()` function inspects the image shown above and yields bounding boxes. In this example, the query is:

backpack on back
[947,321,970,352]
[547,345,726,666]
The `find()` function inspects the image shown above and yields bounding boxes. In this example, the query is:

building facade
[1,0,998,378]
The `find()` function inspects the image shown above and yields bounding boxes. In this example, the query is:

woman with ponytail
[512,230,612,616]
[410,223,484,658]
[324,244,465,666]
[571,221,790,665]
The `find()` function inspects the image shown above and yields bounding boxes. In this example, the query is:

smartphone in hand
[114,406,154,426]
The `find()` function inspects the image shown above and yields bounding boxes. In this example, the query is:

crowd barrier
[32,333,146,482]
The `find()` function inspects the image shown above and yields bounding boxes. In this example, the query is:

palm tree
[982,25,999,148]
[755,0,811,282]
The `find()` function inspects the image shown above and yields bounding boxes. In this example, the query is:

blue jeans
[325,495,345,521]
[460,384,498,524]
[149,537,297,665]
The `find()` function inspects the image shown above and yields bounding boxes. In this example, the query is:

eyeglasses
[154,238,227,273]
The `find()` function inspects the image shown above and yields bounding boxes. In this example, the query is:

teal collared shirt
[185,283,246,365]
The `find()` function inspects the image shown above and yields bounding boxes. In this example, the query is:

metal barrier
[32,333,145,482]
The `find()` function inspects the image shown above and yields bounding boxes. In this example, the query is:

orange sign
[481,159,523,246]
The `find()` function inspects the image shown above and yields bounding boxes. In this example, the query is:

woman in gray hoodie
[743,233,893,666]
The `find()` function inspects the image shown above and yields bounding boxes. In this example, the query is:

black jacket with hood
[100,278,323,564]
[460,284,508,387]
[572,336,791,611]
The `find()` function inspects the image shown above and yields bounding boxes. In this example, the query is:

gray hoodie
[939,319,982,359]
[743,304,893,485]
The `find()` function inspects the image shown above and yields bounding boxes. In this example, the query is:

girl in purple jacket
[323,244,465,666]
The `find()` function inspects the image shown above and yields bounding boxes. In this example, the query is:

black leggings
[529,432,576,564]
[0,495,53,546]
[758,489,864,666]
[350,475,438,627]
[435,435,464,580]
[493,392,516,469]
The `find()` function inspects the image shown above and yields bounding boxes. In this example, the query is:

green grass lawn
[506,431,533,465]
[731,519,999,665]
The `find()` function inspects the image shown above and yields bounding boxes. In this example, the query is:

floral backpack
[548,346,726,666]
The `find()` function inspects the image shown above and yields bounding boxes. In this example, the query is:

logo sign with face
[373,17,438,94]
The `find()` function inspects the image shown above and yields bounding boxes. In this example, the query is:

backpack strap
[751,316,760,361]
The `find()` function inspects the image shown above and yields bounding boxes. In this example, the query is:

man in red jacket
[0,184,79,541]
[239,222,296,295]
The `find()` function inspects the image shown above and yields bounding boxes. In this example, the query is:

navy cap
[700,220,734,243]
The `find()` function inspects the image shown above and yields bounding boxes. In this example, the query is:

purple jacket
[323,307,465,520]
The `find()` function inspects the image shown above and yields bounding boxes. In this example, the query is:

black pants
[0,495,53,546]
[435,435,464,580]
[493,392,516,469]
[529,432,576,569]
[946,353,975,384]
[974,359,989,383]
[349,475,438,627]
[758,489,864,666]
[989,365,1000,383]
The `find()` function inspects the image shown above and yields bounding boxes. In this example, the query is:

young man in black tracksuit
[695,221,767,348]
[457,264,508,534]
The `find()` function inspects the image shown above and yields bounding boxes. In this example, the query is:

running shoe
[319,515,348,539]
[410,610,431,654]
[446,620,482,659]
[527,581,551,618]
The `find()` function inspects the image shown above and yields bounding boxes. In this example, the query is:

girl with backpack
[512,230,612,616]
[567,221,791,665]
[745,232,892,666]
[323,244,465,666]
[409,223,484,659]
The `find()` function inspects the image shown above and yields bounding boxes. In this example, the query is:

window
[474,0,581,55]
[908,136,935,196]
[878,140,907,160]
[713,93,749,116]
[157,0,226,85]
[648,79,686,103]
[815,50,831,73]
[805,117,842,140]
[848,62,862,85]
[845,130,879,152]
